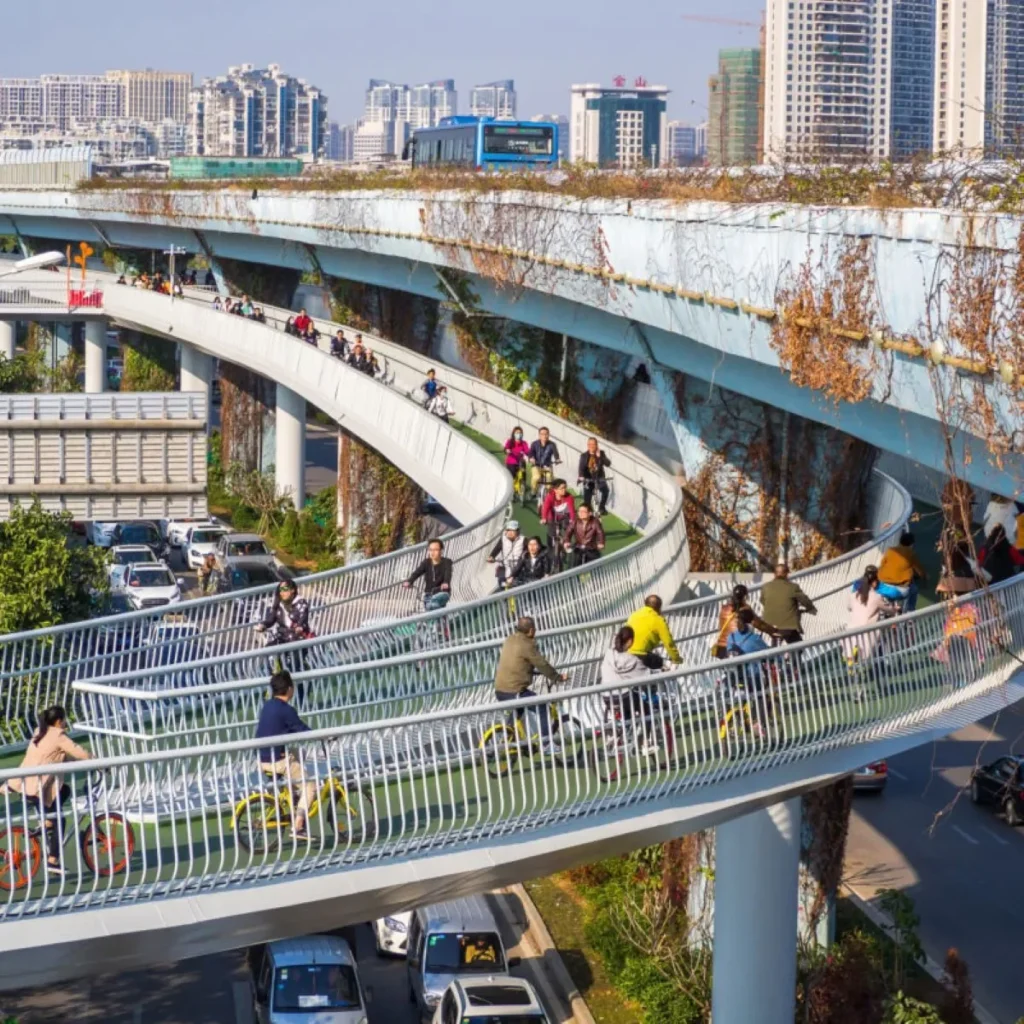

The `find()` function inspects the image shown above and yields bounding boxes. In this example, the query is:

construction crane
[680,13,759,28]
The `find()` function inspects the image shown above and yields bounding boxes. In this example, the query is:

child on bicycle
[1,706,90,874]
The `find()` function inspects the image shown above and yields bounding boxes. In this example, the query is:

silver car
[215,531,277,573]
[252,935,369,1024]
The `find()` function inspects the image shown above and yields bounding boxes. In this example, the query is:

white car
[107,544,157,589]
[85,521,119,548]
[122,561,184,610]
[166,517,215,549]
[432,977,548,1024]
[184,523,228,570]
[373,911,412,957]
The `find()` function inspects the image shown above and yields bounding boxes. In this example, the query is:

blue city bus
[407,117,558,171]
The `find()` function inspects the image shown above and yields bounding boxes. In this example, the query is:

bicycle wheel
[481,723,520,778]
[593,731,626,783]
[233,793,285,854]
[81,813,136,877]
[322,781,376,843]
[0,827,40,891]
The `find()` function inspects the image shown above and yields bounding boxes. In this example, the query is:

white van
[252,935,369,1024]
[407,896,519,1021]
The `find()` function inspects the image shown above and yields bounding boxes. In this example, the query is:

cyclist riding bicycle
[0,705,90,875]
[540,479,575,570]
[503,426,531,491]
[528,427,561,501]
[255,670,315,841]
[577,437,612,517]
[712,584,775,659]
[564,503,605,567]
[494,617,567,756]
[877,531,928,611]
[488,520,526,591]
[255,579,313,646]
[625,595,682,670]
[600,624,656,726]
[513,536,552,585]
[403,538,453,610]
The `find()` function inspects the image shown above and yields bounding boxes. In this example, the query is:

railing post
[711,798,800,1024]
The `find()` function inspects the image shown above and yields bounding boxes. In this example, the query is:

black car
[111,520,169,561]
[970,755,1024,826]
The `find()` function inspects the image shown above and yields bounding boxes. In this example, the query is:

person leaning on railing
[0,706,90,875]
[626,595,681,670]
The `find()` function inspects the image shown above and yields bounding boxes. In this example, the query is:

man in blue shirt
[255,671,314,839]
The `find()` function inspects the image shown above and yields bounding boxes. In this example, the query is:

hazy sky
[4,0,763,125]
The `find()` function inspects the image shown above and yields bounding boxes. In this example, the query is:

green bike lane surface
[0,640,972,915]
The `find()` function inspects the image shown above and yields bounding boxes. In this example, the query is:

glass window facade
[587,95,666,168]
[890,0,935,158]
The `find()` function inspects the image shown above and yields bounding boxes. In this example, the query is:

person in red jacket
[293,309,312,335]
[540,479,575,570]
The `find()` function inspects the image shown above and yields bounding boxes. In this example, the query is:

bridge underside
[6,211,1015,497]
[1,674,1020,992]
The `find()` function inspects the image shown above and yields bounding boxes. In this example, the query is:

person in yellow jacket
[625,595,681,670]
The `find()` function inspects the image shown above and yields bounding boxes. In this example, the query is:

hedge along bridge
[1,186,1022,495]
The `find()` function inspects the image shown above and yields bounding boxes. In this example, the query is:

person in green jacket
[760,563,817,644]
[494,617,567,754]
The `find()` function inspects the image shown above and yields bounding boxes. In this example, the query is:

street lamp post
[0,251,65,280]
[164,246,187,302]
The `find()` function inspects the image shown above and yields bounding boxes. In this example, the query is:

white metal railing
[68,470,908,753]
[2,575,1020,920]
[0,280,103,310]
[0,272,679,744]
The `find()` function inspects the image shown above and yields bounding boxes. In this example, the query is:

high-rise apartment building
[707,49,762,165]
[666,121,699,165]
[409,80,457,128]
[764,0,945,161]
[0,79,43,121]
[932,0,985,153]
[985,0,1024,155]
[106,70,192,125]
[190,64,326,158]
[325,122,354,162]
[569,81,669,167]
[471,80,517,119]
[40,75,124,131]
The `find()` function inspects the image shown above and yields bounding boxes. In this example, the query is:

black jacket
[514,551,551,584]
[407,557,453,595]
[578,449,611,482]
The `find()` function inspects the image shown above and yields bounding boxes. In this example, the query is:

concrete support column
[276,382,306,511]
[711,798,800,1024]
[180,342,213,404]
[84,320,106,393]
[0,321,14,361]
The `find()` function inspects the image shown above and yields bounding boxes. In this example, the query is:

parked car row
[250,896,548,1024]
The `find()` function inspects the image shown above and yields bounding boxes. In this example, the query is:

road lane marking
[233,981,253,1024]
[979,825,1010,846]
[887,767,908,781]
[951,825,979,845]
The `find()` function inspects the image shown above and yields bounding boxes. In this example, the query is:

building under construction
[707,48,762,166]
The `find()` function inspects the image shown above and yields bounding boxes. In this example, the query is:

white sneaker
[640,741,659,758]
[541,740,562,758]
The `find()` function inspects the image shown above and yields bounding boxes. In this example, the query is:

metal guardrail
[70,472,909,761]
[1,575,1019,920]
[0,273,682,744]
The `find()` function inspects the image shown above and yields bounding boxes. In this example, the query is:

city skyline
[0,0,760,126]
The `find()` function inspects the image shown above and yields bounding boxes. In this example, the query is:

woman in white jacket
[600,625,654,724]
[843,565,887,667]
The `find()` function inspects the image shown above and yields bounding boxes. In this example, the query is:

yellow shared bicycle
[232,753,373,853]
[479,680,585,778]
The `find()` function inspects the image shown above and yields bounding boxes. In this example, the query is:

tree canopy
[0,501,109,634]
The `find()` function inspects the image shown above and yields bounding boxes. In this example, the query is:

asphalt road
[0,907,563,1024]
[845,700,1024,1024]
